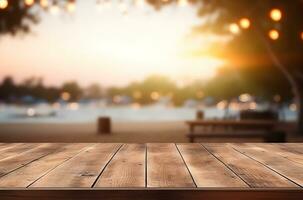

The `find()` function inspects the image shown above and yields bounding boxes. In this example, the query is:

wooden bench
[185,120,286,142]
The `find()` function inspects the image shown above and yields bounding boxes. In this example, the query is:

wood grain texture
[231,143,303,187]
[0,143,92,187]
[0,143,63,178]
[147,143,195,188]
[95,144,146,188]
[31,143,121,188]
[0,143,302,190]
[236,143,303,165]
[203,144,297,188]
[0,143,19,152]
[0,143,39,161]
[177,143,247,187]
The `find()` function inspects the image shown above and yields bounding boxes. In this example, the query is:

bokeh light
[40,0,48,8]
[0,0,8,9]
[270,8,282,22]
[269,29,279,40]
[239,18,250,29]
[27,108,36,117]
[151,92,160,101]
[24,0,35,6]
[178,0,188,7]
[239,93,252,103]
[66,1,76,13]
[61,92,71,101]
[229,23,240,34]
[50,2,60,15]
[216,100,228,110]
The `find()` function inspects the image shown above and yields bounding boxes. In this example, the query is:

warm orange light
[61,92,71,101]
[40,0,48,8]
[151,92,160,101]
[229,23,240,34]
[135,0,144,7]
[270,8,282,22]
[178,0,188,7]
[24,0,35,6]
[0,0,8,9]
[301,32,303,40]
[239,18,251,29]
[66,1,76,12]
[269,29,279,40]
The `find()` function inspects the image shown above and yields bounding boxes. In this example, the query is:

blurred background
[0,0,303,142]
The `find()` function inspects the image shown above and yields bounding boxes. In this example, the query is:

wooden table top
[0,143,302,189]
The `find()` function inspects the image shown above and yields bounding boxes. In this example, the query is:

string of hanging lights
[0,0,302,41]
[228,8,303,41]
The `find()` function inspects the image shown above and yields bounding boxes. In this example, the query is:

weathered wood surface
[0,143,302,190]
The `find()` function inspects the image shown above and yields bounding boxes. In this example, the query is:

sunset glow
[0,1,224,87]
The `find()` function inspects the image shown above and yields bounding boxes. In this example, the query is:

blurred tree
[1,0,303,132]
[148,0,303,133]
[61,81,82,101]
[85,83,103,99]
[0,76,16,101]
[0,0,39,35]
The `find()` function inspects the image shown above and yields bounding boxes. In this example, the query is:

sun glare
[0,1,224,86]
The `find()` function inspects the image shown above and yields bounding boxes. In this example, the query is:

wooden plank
[0,143,19,152]
[31,143,121,188]
[95,144,146,188]
[240,143,303,165]
[0,143,64,178]
[203,144,297,188]
[176,144,247,187]
[0,143,39,161]
[0,143,92,187]
[231,144,303,187]
[278,143,303,154]
[147,143,195,188]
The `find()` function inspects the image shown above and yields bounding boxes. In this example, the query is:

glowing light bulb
[270,8,282,22]
[178,0,188,7]
[229,23,240,34]
[269,29,279,40]
[239,18,250,29]
[24,0,35,6]
[66,1,75,12]
[40,0,48,8]
[0,0,8,9]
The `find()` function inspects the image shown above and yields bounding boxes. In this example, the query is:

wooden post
[196,110,204,120]
[97,117,111,134]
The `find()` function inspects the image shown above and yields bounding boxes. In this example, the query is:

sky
[0,0,225,87]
